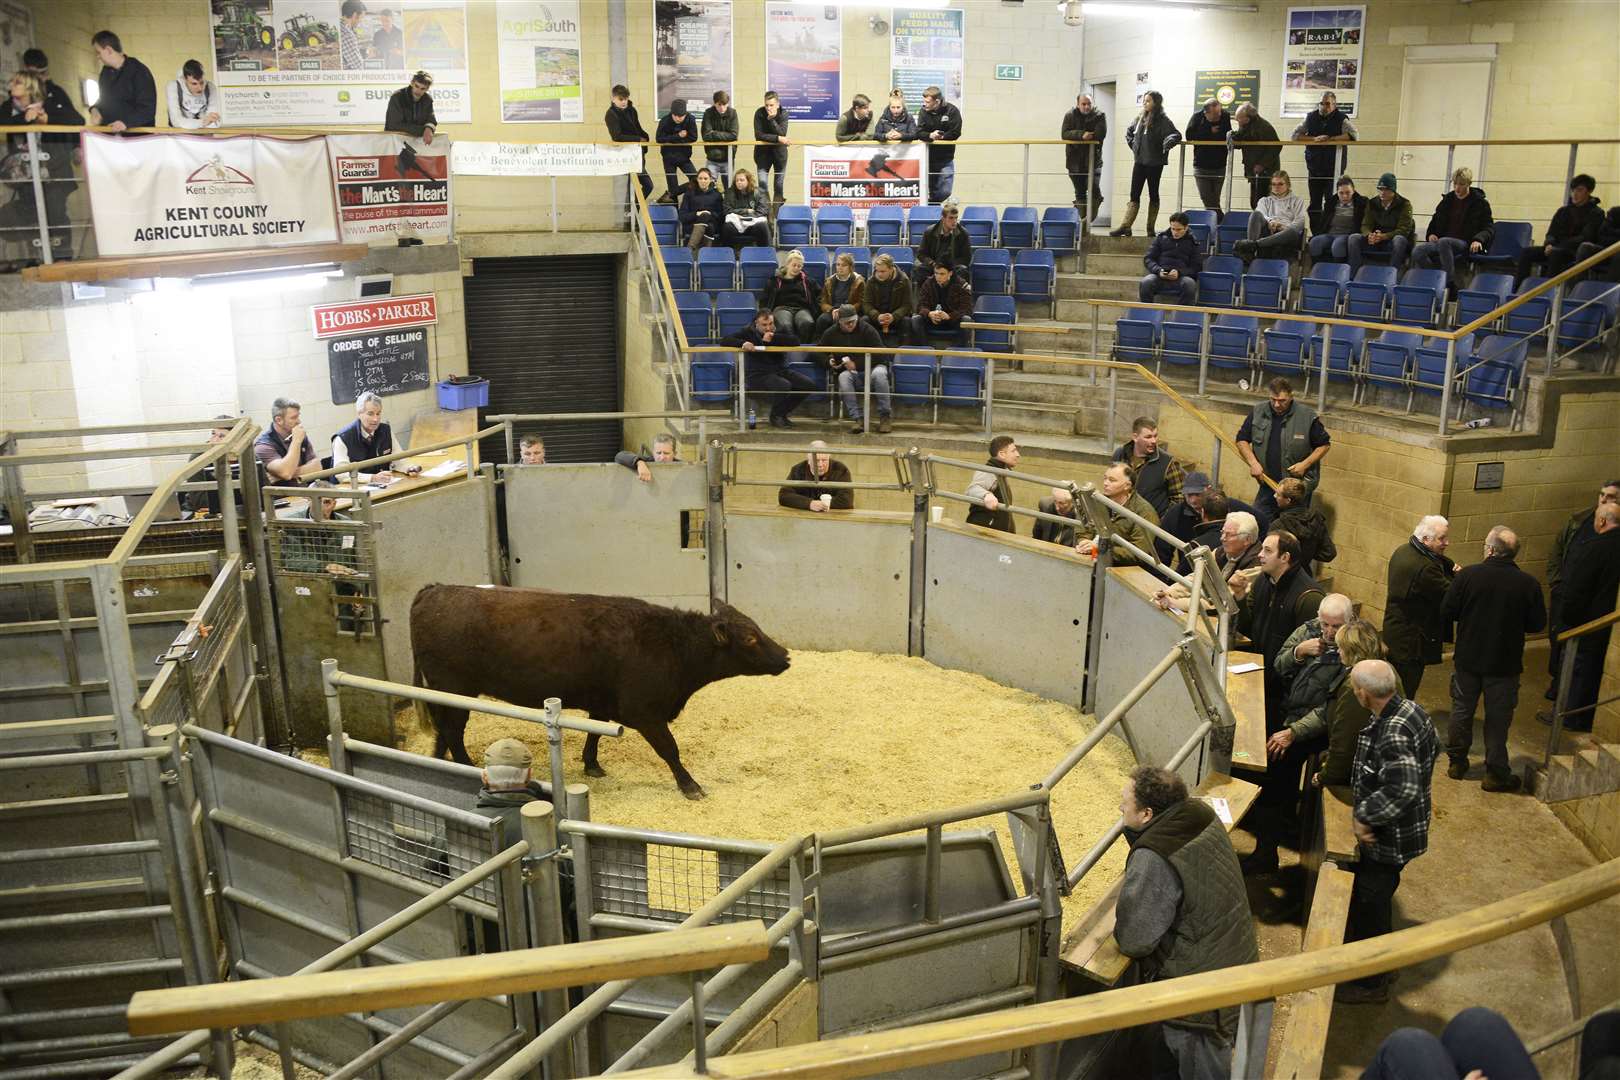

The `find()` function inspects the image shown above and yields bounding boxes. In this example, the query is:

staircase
[1531,741,1620,803]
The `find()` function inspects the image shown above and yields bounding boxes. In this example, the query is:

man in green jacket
[1347,172,1415,272]
[1382,514,1459,698]
[1074,462,1162,567]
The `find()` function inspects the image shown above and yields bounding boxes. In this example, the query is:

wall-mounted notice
[1282,6,1365,117]
[328,327,431,404]
[1194,69,1261,110]
[766,3,841,122]
[209,0,471,125]
[496,0,583,123]
[655,0,732,122]
[1133,71,1151,107]
[890,7,964,110]
[451,141,643,176]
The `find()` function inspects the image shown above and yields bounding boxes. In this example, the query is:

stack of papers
[422,459,466,479]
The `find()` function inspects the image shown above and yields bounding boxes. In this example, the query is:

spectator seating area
[650,202,1083,255]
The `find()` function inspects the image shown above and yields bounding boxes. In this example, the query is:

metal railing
[1543,606,1620,766]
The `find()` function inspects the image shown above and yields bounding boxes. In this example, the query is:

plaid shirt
[1115,443,1187,505]
[339,22,365,69]
[1352,695,1440,866]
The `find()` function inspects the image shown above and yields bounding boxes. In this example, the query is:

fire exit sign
[995,64,1024,80]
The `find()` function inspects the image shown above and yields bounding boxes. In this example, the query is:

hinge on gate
[520,846,567,881]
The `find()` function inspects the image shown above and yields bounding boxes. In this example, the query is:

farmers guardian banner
[451,141,643,176]
[803,142,926,226]
[210,0,471,125]
[496,0,584,123]
[766,3,841,122]
[328,134,452,244]
[890,6,964,110]
[1281,6,1365,117]
[654,0,732,121]
[83,132,337,256]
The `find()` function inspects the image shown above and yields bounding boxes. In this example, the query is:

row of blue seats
[660,244,1058,308]
[649,203,1085,254]
[691,348,992,423]
[675,290,1021,351]
[1175,208,1534,269]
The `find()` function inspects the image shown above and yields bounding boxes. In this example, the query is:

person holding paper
[1228,529,1325,737]
[331,392,397,474]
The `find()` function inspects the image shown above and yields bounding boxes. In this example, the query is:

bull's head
[709,601,791,676]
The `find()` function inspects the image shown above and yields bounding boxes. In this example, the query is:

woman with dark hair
[678,167,724,253]
[720,168,772,252]
[1112,89,1180,237]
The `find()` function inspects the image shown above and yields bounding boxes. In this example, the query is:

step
[1533,755,1578,803]
[990,401,1085,436]
[1079,252,1147,276]
[1057,274,1142,302]
[1575,744,1620,794]
[1084,235,1151,255]
[994,371,1107,407]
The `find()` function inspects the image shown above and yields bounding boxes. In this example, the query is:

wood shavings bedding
[397,650,1135,921]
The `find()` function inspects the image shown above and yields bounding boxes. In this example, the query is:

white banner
[451,141,643,177]
[327,135,452,245]
[803,142,927,226]
[83,132,338,257]
[497,0,584,122]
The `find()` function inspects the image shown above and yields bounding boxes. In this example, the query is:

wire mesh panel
[343,788,503,907]
[587,834,792,924]
[137,662,190,732]
[189,562,244,689]
[267,518,375,579]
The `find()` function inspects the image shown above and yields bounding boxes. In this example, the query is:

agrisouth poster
[496,0,584,123]
[766,3,841,122]
[890,7,964,110]
[654,0,731,122]
[803,143,926,226]
[82,132,337,256]
[327,134,451,244]
[1281,6,1365,117]
[210,0,471,125]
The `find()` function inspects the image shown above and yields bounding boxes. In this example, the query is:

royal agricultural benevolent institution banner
[890,6,965,110]
[327,135,452,244]
[496,0,584,123]
[83,132,338,256]
[450,141,643,177]
[654,0,732,121]
[766,3,841,122]
[209,0,471,125]
[803,143,927,226]
[1281,6,1365,117]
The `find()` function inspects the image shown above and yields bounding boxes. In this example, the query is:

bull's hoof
[681,784,706,801]
[584,764,607,778]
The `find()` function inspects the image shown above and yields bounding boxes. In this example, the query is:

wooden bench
[1224,649,1268,774]
[1060,773,1261,984]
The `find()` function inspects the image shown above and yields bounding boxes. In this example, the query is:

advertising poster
[210,0,471,125]
[1194,69,1261,110]
[496,0,584,123]
[1133,71,1151,107]
[803,142,926,225]
[451,142,643,176]
[654,0,731,122]
[327,134,451,244]
[890,7,964,108]
[82,132,338,256]
[1281,6,1365,117]
[765,3,841,122]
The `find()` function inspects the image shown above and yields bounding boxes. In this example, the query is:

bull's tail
[411,657,435,736]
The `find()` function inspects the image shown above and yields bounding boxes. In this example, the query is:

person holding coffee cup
[778,439,854,512]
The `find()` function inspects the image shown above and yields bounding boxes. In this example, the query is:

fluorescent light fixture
[190,263,343,295]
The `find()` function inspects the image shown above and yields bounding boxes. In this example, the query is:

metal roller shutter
[464,255,622,463]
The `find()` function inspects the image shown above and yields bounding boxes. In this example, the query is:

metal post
[1564,144,1579,204]
[1197,311,1211,396]
[0,450,34,564]
[907,451,928,659]
[1223,133,1235,216]
[1546,287,1565,376]
[322,657,348,775]
[272,1023,297,1080]
[1318,325,1333,413]
[863,358,872,435]
[688,974,708,1075]
[1104,368,1118,449]
[1176,144,1186,213]
[1090,305,1101,375]
[25,131,52,263]
[216,454,240,559]
[544,697,566,812]
[983,360,995,436]
[1085,143,1095,229]
[520,802,571,1080]
[238,448,291,750]
[737,360,749,433]
[924,825,942,923]
[705,440,727,606]
[1021,143,1031,209]
[1543,630,1578,768]
[564,783,595,1074]
[480,463,503,584]
[503,419,516,467]
[1437,337,1457,435]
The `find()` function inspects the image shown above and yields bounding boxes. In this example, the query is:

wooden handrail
[1078,297,1444,339]
[1451,239,1620,340]
[126,923,769,1035]
[1557,607,1620,644]
[635,184,691,353]
[611,859,1620,1079]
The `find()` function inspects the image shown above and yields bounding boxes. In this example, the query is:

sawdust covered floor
[399,650,1135,920]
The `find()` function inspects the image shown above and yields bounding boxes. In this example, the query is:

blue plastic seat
[1411,332,1471,403]
[1299,263,1350,316]
[877,246,915,279]
[1209,314,1259,375]
[1243,258,1291,312]
[1468,222,1532,271]
[1310,323,1365,385]
[1114,308,1165,365]
[776,205,814,247]
[1344,265,1398,319]
[1160,310,1204,370]
[1392,268,1447,326]
[972,295,1016,353]
[1502,277,1552,345]
[1184,209,1218,253]
[1262,322,1314,384]
[715,291,759,339]
[1460,335,1528,414]
[907,205,942,245]
[784,356,828,411]
[892,353,938,416]
[661,246,695,290]
[1455,273,1514,331]
[970,249,1011,296]
[690,355,734,404]
[961,206,998,247]
[940,351,987,412]
[1000,207,1038,250]
[649,203,679,246]
[1198,255,1243,308]
[866,206,905,247]
[1362,330,1422,403]
[1216,211,1252,255]
[834,245,873,281]
[1556,280,1620,353]
[816,205,855,246]
[696,246,737,292]
[674,291,714,345]
[797,247,830,291]
[1041,207,1081,254]
[1012,249,1057,312]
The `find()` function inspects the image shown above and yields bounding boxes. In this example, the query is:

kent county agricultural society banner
[209,0,471,125]
[654,0,732,121]
[83,132,338,256]
[496,0,584,123]
[890,7,964,110]
[804,143,927,226]
[451,141,643,176]
[1281,6,1364,117]
[328,134,452,244]
[766,3,841,122]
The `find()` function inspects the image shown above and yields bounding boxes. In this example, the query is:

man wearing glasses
[916,86,963,204]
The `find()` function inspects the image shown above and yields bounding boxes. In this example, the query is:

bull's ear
[711,619,730,646]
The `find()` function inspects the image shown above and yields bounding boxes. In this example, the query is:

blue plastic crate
[437,378,489,410]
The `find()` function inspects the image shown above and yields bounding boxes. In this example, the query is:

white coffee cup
[930,506,944,523]
[820,493,833,509]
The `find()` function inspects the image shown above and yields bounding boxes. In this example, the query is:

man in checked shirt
[1338,658,1439,1005]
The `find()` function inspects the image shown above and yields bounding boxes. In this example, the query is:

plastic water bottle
[1463,417,1492,429]
[747,407,757,430]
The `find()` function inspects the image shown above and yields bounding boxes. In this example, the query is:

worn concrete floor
[1242,643,1620,1078]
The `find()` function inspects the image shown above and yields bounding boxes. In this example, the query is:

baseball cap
[484,739,532,768]
[836,304,857,321]
[1377,172,1397,192]
[1183,471,1210,495]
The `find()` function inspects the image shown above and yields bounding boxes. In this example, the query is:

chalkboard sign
[328,328,432,405]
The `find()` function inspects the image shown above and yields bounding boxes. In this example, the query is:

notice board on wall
[328,328,431,405]
[1195,69,1261,110]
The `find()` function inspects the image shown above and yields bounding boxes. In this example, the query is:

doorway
[1090,81,1116,227]
[1395,48,1494,209]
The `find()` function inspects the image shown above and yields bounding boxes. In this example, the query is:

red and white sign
[311,293,439,340]
[801,142,928,225]
[327,134,453,245]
